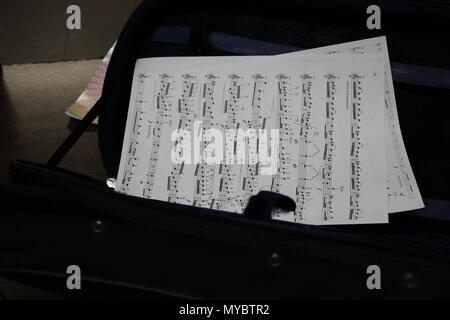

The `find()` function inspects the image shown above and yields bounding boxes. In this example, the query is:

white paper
[129,36,424,213]
[283,36,424,213]
[116,53,389,225]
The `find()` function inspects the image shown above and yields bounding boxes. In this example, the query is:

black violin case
[1,0,449,299]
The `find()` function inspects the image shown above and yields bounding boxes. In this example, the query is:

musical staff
[322,74,337,221]
[119,73,148,193]
[271,73,296,194]
[295,74,313,222]
[217,74,244,212]
[242,74,267,207]
[349,73,362,220]
[168,74,198,203]
[385,86,415,199]
[193,74,218,208]
[143,74,173,198]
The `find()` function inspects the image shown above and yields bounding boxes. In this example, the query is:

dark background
[0,0,141,64]
[0,0,449,299]
[0,0,141,300]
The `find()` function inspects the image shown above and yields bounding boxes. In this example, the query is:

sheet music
[131,36,423,213]
[283,36,424,213]
[116,53,390,225]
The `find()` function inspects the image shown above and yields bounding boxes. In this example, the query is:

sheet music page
[283,36,424,213]
[116,54,388,225]
[130,36,424,214]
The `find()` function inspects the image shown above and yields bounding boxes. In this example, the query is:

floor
[0,60,107,180]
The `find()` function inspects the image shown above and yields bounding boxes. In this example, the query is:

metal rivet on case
[269,252,282,267]
[92,220,104,233]
[402,272,419,289]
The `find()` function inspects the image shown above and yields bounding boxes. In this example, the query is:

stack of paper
[115,36,423,225]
